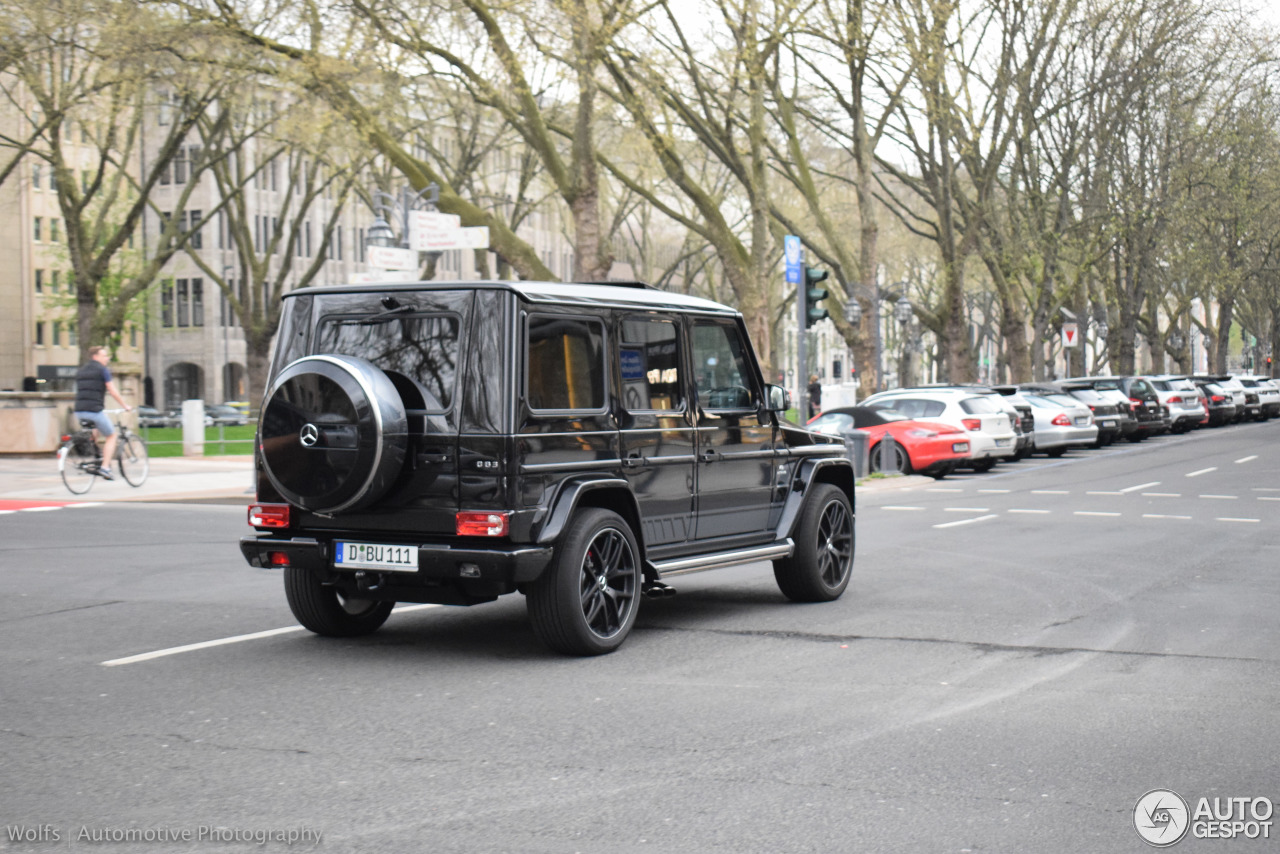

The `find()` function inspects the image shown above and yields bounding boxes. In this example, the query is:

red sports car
[807,405,971,478]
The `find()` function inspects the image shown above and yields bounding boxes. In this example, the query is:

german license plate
[335,541,418,572]
[995,438,1012,448]
[1075,416,1090,425]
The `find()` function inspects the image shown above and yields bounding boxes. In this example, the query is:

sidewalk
[0,453,932,505]
[0,454,256,503]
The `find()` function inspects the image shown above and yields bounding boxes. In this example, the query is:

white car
[1236,376,1280,420]
[862,388,1017,472]
[1148,375,1206,433]
[1021,392,1098,455]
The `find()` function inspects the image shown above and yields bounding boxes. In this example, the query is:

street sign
[412,225,491,252]
[1063,322,1079,348]
[366,245,418,271]
[410,211,461,232]
[784,235,802,284]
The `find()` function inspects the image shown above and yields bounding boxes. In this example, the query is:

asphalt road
[2,422,1279,853]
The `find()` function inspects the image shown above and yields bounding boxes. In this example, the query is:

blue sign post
[786,235,809,422]
[784,234,802,284]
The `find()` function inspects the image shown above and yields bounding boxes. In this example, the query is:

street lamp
[894,295,912,387]
[894,295,912,324]
[365,182,439,251]
[1169,331,1184,350]
[844,296,861,325]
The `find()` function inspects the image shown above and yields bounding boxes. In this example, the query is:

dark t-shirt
[807,381,822,405]
[75,362,112,412]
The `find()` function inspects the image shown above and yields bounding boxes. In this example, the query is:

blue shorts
[74,411,115,436]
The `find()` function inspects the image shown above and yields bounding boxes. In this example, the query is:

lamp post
[365,182,440,253]
[222,264,233,402]
[894,295,912,387]
[1169,330,1184,373]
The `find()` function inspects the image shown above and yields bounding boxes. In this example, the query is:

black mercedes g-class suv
[241,280,854,655]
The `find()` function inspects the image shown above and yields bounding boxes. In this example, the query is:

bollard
[877,431,899,473]
[845,430,871,479]
[181,399,206,457]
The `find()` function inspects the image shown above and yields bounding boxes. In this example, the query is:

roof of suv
[287,279,738,315]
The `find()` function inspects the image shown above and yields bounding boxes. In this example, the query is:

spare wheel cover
[260,355,408,514]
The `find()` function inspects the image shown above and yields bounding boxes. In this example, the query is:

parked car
[1049,382,1134,445]
[1060,376,1167,439]
[1020,392,1098,456]
[1148,375,1207,433]
[1237,376,1279,419]
[990,386,1037,460]
[137,405,178,429]
[206,404,249,427]
[808,405,971,478]
[1193,375,1250,422]
[862,387,1016,472]
[1194,380,1237,426]
[240,279,854,656]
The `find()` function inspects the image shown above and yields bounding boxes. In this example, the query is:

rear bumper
[240,535,554,586]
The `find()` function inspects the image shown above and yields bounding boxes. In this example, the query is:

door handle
[701,448,720,462]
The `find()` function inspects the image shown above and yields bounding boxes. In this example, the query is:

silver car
[1148,376,1205,433]
[1022,392,1098,456]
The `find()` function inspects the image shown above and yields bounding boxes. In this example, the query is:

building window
[50,218,60,243]
[177,278,190,327]
[34,269,43,293]
[173,147,187,184]
[52,321,61,346]
[35,322,44,346]
[48,169,56,191]
[67,322,77,347]
[187,209,202,249]
[81,170,91,193]
[32,162,41,189]
[129,323,137,348]
[158,91,171,125]
[305,221,312,257]
[191,278,204,327]
[50,270,59,293]
[34,217,42,241]
[161,280,174,327]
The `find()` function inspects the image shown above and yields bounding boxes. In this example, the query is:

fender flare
[775,457,855,541]
[535,477,642,547]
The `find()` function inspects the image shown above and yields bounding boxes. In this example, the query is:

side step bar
[652,540,794,578]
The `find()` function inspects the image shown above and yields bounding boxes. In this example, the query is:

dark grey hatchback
[241,281,855,655]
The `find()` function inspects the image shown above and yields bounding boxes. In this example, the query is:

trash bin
[845,430,871,478]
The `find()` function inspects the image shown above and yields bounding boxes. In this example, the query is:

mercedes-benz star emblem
[299,423,320,448]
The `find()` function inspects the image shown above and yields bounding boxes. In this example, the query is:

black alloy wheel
[773,483,854,602]
[528,509,641,656]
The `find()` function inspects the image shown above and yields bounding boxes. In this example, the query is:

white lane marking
[934,514,998,529]
[977,489,1011,494]
[65,502,104,509]
[1236,455,1258,464]
[1144,514,1192,520]
[1142,493,1181,498]
[1186,467,1217,478]
[102,604,442,667]
[944,507,990,513]
[1217,518,1260,524]
[1008,509,1051,515]
[20,506,63,512]
[0,510,14,515]
[1199,495,1237,500]
[882,506,926,511]
[1075,511,1121,517]
[1254,487,1280,493]
[1031,490,1069,495]
[1258,497,1280,502]
[1120,481,1161,493]
[1087,491,1123,496]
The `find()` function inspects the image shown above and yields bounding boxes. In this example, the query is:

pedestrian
[807,374,822,420]
[73,345,131,480]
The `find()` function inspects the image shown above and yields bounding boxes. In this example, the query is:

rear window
[871,398,944,419]
[315,313,460,412]
[959,396,1001,415]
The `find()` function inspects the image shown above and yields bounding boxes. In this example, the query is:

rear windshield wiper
[357,304,415,325]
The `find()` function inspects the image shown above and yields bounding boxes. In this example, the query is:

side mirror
[765,384,790,413]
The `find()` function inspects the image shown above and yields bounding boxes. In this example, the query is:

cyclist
[73,345,131,480]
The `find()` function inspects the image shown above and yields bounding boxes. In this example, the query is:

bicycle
[57,408,149,495]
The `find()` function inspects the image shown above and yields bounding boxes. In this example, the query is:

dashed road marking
[1216,518,1260,524]
[1031,490,1069,495]
[1120,481,1161,493]
[102,604,443,666]
[1186,467,1217,478]
[934,514,998,529]
[1258,497,1280,502]
[977,489,1011,494]
[1008,509,1051,515]
[1144,514,1192,520]
[1236,455,1258,464]
[1075,511,1121,517]
[944,507,990,513]
[1199,495,1237,500]
[1142,493,1181,498]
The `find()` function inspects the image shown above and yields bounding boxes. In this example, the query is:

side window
[527,315,606,411]
[691,321,757,410]
[921,400,945,418]
[619,317,682,412]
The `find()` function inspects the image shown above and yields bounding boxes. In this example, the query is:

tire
[773,483,854,602]
[283,566,394,637]
[259,355,410,514]
[869,441,911,474]
[972,458,996,473]
[1047,446,1067,458]
[117,433,149,486]
[527,508,641,656]
[59,439,98,495]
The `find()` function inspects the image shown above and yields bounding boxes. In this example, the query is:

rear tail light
[962,418,982,431]
[456,511,512,537]
[60,434,71,442]
[248,503,291,529]
[1051,413,1072,427]
[1211,395,1226,403]
[1168,396,1183,404]
[1129,398,1142,410]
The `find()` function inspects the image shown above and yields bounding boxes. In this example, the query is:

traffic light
[804,266,829,328]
